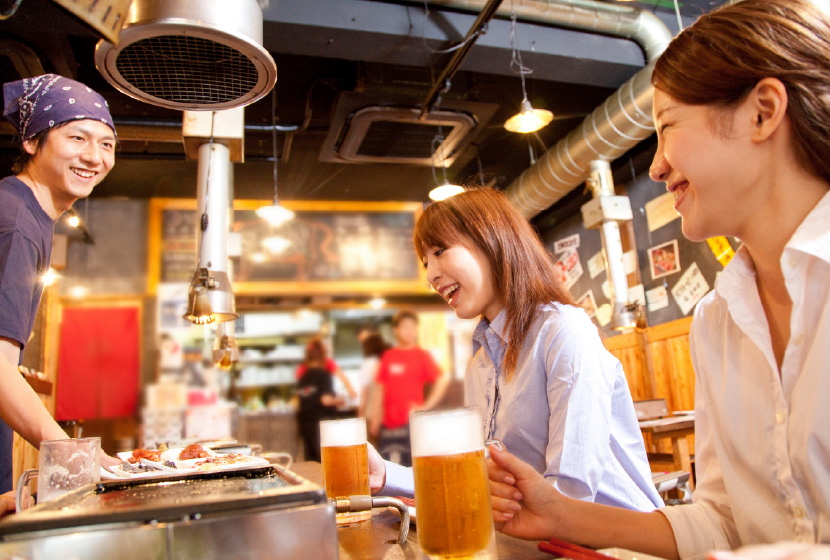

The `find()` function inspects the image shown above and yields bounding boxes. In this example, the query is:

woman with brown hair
[370,187,662,512]
[487,0,830,557]
[295,337,344,462]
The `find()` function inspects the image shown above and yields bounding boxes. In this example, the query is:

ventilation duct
[320,93,497,166]
[332,107,476,166]
[94,0,276,110]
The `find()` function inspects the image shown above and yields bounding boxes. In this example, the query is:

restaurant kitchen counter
[290,461,551,560]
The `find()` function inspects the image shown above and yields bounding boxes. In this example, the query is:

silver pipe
[196,142,237,320]
[426,0,672,62]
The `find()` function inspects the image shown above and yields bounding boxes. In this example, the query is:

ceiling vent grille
[340,107,475,165]
[94,0,276,110]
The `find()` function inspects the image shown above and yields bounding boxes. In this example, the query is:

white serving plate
[115,447,268,478]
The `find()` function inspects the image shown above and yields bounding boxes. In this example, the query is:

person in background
[295,337,357,403]
[295,337,344,462]
[486,1,830,558]
[368,188,662,513]
[0,74,121,501]
[355,322,376,345]
[369,309,448,467]
[357,332,389,432]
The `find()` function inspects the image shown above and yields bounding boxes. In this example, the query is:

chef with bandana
[0,74,120,512]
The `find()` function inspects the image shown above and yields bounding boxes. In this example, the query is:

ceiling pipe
[425,0,672,63]
[421,0,672,218]
[419,0,504,117]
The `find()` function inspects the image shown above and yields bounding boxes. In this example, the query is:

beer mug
[411,408,497,560]
[319,417,372,524]
[16,437,101,512]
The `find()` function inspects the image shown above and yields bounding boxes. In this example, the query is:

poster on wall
[648,239,681,280]
[646,285,670,312]
[553,233,580,254]
[671,262,710,315]
[553,249,583,290]
[644,192,680,232]
[587,251,605,279]
[576,290,597,319]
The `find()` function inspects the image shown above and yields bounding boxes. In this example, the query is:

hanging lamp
[503,10,553,134]
[257,87,295,226]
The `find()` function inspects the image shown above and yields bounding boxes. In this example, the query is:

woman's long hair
[413,188,574,381]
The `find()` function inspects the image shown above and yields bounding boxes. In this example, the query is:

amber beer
[319,417,372,523]
[411,408,497,560]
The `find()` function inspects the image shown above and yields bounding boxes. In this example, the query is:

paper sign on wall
[595,303,612,327]
[645,192,680,232]
[587,251,605,279]
[623,250,638,275]
[646,285,670,312]
[576,290,597,319]
[553,234,580,254]
[706,236,735,268]
[553,249,583,291]
[628,284,645,307]
[601,278,612,300]
[648,239,681,280]
[671,262,710,315]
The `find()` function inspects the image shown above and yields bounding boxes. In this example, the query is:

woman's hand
[487,442,564,541]
[367,442,386,495]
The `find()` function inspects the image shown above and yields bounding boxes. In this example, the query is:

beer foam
[410,408,484,457]
[320,417,367,447]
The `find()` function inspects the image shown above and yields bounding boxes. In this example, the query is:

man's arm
[420,368,449,411]
[332,367,358,400]
[0,338,68,447]
[368,382,384,438]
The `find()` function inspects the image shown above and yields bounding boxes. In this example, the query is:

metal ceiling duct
[94,0,277,110]
[429,0,671,62]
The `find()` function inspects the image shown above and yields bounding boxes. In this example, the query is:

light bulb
[256,203,295,226]
[504,99,554,133]
[429,183,465,201]
[262,235,291,254]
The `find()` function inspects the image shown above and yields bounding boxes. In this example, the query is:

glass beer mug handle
[272,452,292,469]
[261,452,292,469]
[16,468,37,513]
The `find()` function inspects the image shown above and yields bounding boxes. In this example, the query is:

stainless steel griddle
[0,465,338,560]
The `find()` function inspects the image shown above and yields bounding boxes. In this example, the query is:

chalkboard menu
[148,199,429,295]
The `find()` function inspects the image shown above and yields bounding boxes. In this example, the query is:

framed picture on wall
[648,239,681,280]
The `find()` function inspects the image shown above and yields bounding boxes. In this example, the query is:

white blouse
[661,192,830,558]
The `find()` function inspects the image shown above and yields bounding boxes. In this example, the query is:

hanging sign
[706,237,735,268]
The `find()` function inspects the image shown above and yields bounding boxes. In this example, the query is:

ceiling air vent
[94,0,276,110]
[337,106,476,166]
[320,92,498,166]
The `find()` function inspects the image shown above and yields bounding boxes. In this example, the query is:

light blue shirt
[382,302,662,512]
[467,302,662,511]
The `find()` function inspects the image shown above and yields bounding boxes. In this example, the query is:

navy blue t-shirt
[0,175,55,492]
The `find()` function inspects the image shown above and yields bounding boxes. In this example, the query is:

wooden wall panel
[604,316,696,456]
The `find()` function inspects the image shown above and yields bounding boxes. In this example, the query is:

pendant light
[503,8,553,134]
[256,87,295,226]
[428,125,465,202]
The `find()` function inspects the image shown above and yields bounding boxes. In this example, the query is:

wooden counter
[291,461,550,560]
